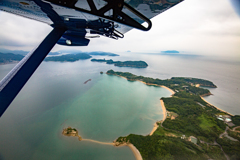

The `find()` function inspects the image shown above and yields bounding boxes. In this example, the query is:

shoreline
[149,99,167,136]
[116,74,175,96]
[62,129,142,160]
[200,96,234,116]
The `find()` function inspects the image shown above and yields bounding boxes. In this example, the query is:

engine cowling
[57,37,90,46]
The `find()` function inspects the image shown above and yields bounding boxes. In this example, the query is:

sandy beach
[149,99,167,136]
[115,143,142,160]
[160,99,167,121]
[149,122,159,136]
[160,85,175,96]
[200,97,233,116]
[82,139,114,145]
[82,140,142,160]
[62,129,143,160]
[127,144,143,160]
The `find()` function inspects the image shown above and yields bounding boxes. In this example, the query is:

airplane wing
[0,0,184,117]
[0,0,183,41]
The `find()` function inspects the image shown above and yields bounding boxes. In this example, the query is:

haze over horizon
[0,0,239,58]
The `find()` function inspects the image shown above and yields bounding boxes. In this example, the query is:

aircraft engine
[57,36,90,46]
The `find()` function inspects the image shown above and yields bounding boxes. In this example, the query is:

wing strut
[0,27,66,117]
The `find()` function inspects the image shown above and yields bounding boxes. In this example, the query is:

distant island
[0,48,61,56]
[91,59,148,68]
[107,70,240,160]
[0,50,120,64]
[0,52,24,64]
[161,50,180,54]
[45,53,92,62]
[0,48,119,56]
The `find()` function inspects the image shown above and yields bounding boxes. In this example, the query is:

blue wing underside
[0,0,183,44]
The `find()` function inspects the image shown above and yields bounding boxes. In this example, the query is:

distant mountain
[45,53,92,62]
[0,48,61,56]
[0,48,28,55]
[0,48,119,57]
[57,50,119,56]
[48,52,61,55]
[161,50,180,54]
[0,52,24,64]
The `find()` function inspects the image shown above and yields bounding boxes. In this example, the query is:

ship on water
[84,79,91,84]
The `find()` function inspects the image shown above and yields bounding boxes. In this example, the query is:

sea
[0,53,239,160]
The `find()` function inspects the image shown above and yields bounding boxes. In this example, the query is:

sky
[0,0,240,58]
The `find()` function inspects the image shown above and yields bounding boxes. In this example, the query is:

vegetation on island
[106,70,214,96]
[232,116,240,126]
[216,137,240,159]
[45,53,92,62]
[91,59,148,68]
[0,52,24,64]
[161,95,225,142]
[111,70,240,160]
[62,127,82,141]
[116,133,226,160]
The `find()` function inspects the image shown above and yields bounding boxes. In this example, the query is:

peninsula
[107,70,240,160]
[62,71,240,160]
[106,70,215,96]
[91,59,148,68]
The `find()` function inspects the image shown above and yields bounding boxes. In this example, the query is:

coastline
[127,144,143,160]
[160,85,175,96]
[116,74,172,137]
[149,99,167,136]
[62,128,142,160]
[200,96,234,116]
[116,74,175,96]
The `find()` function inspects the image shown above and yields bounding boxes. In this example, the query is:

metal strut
[45,0,152,31]
[0,27,66,117]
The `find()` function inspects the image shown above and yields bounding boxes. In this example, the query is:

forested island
[62,127,82,141]
[107,70,240,160]
[45,53,92,62]
[0,51,119,64]
[91,59,148,68]
[0,52,24,64]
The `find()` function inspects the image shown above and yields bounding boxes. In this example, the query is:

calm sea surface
[0,53,239,159]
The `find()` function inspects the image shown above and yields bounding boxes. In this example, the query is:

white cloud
[0,0,239,57]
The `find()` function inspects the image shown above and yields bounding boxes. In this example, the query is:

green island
[91,59,148,68]
[107,70,216,96]
[62,127,82,141]
[0,52,24,64]
[45,53,92,62]
[106,70,240,160]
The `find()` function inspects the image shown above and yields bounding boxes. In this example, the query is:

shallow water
[0,59,171,160]
[0,53,239,159]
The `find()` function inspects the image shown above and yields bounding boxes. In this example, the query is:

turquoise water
[0,60,171,160]
[0,54,239,159]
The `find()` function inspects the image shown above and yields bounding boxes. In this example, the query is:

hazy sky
[0,0,239,57]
